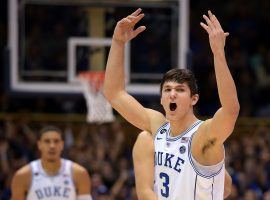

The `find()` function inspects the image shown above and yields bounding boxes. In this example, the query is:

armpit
[202,138,217,155]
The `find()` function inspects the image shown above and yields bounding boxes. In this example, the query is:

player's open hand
[200,10,229,54]
[113,8,146,43]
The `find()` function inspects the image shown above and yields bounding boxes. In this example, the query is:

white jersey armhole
[190,153,224,178]
[64,159,76,188]
[188,136,225,178]
[28,160,39,193]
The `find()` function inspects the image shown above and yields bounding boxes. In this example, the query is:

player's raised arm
[200,11,240,144]
[104,9,165,132]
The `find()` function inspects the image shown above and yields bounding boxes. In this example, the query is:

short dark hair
[38,125,63,140]
[160,68,198,96]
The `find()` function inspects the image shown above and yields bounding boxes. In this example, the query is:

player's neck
[169,114,198,137]
[41,158,62,176]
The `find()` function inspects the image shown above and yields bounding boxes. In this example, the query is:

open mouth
[169,103,177,111]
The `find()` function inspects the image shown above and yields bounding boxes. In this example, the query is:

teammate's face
[38,131,64,162]
[160,81,198,121]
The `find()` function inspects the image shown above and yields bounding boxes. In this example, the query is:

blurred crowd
[0,118,270,200]
[225,126,270,200]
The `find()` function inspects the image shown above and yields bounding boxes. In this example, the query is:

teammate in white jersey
[11,126,93,200]
[104,8,239,200]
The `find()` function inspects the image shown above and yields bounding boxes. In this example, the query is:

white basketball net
[79,77,114,123]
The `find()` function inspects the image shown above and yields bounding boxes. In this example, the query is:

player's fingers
[126,15,137,21]
[127,13,145,24]
[200,22,210,34]
[131,8,142,17]
[208,10,219,28]
[134,13,145,24]
[118,18,132,27]
[210,12,223,29]
[203,14,215,30]
[133,26,146,37]
[121,18,132,23]
[208,10,215,21]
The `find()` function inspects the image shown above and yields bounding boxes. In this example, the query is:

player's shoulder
[191,119,211,144]
[72,162,89,177]
[196,119,211,133]
[71,162,90,187]
[146,108,166,133]
[137,130,153,141]
[146,108,165,120]
[14,164,32,177]
[133,131,154,156]
[12,164,32,186]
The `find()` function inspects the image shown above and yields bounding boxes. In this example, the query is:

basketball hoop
[78,71,115,123]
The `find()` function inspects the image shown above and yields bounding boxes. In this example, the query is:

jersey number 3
[159,172,169,198]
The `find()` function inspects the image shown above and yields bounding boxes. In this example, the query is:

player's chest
[154,138,190,172]
[30,175,75,199]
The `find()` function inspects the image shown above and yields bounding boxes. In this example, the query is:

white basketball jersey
[26,159,76,200]
[154,120,225,200]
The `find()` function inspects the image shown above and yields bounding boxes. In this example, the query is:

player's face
[161,81,198,121]
[38,131,64,162]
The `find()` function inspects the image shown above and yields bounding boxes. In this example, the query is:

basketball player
[132,131,232,199]
[104,8,239,199]
[11,126,93,200]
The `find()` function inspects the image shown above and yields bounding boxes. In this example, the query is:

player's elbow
[136,189,157,200]
[103,87,124,102]
[230,101,240,116]
[103,87,115,102]
[103,87,111,99]
[224,184,232,199]
[224,172,232,199]
[224,101,240,117]
[136,190,146,200]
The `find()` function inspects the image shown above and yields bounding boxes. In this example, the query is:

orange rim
[78,71,105,91]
